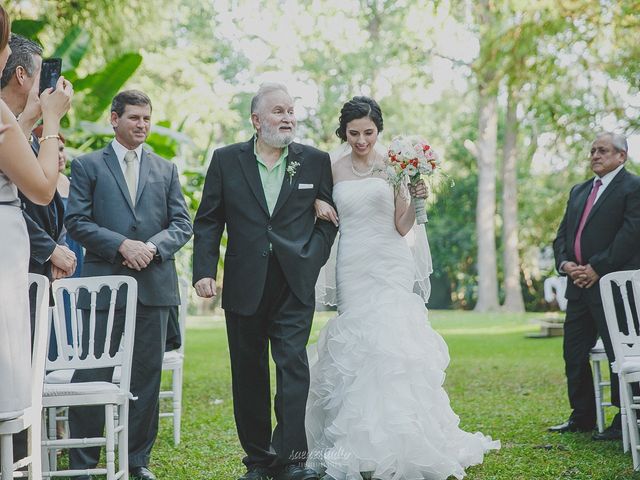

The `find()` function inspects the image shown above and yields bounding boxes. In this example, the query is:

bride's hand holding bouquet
[385,136,440,224]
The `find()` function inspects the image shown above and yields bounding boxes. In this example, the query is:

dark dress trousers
[553,166,640,426]
[193,138,337,469]
[64,142,192,469]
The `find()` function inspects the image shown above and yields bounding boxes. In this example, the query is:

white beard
[259,123,295,148]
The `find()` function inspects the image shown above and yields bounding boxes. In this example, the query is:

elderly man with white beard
[193,83,338,480]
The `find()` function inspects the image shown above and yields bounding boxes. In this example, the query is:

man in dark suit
[551,132,640,440]
[193,83,337,480]
[65,90,192,480]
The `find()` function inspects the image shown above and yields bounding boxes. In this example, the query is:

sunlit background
[6,0,640,311]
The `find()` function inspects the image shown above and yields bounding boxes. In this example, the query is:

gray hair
[250,82,290,115]
[596,131,628,154]
[0,34,43,89]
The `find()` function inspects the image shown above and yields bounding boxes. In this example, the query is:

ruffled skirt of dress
[306,288,500,480]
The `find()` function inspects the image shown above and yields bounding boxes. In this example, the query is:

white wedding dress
[306,177,499,480]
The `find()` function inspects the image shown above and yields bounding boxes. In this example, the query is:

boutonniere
[286,161,300,184]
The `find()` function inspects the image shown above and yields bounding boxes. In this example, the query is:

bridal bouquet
[385,135,440,224]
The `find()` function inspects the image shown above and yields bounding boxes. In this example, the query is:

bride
[306,96,499,480]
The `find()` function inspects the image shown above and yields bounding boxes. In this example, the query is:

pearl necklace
[351,155,374,177]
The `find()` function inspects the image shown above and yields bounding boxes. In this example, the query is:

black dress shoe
[238,467,272,480]
[273,464,319,480]
[547,420,593,433]
[130,466,157,480]
[592,425,623,441]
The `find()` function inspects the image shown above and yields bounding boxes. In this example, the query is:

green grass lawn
[150,310,640,480]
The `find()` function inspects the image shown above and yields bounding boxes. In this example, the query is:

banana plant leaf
[53,26,91,73]
[10,19,46,39]
[73,53,143,121]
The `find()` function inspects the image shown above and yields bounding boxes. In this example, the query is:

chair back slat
[88,290,98,358]
[103,287,119,359]
[48,276,137,373]
[619,282,638,341]
[601,270,640,364]
[69,290,80,359]
[28,274,50,398]
[51,303,66,360]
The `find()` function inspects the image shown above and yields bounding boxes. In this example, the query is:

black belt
[0,199,23,209]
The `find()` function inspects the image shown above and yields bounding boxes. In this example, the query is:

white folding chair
[0,274,49,480]
[600,270,640,469]
[41,276,137,480]
[159,278,188,445]
[590,338,613,434]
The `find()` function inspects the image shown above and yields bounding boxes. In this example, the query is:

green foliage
[53,26,91,72]
[72,53,143,121]
[11,0,640,312]
[9,19,46,39]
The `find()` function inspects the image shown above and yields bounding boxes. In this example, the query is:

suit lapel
[103,144,136,214]
[135,148,151,205]
[271,143,304,218]
[238,140,269,216]
[52,192,65,240]
[584,167,626,226]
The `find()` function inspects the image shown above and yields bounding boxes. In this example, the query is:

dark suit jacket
[64,143,193,308]
[20,190,65,278]
[553,167,640,303]
[192,138,338,316]
[17,135,65,278]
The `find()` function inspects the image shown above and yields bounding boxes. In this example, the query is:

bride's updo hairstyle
[335,96,384,141]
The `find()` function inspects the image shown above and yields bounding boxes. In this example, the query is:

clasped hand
[119,239,155,271]
[563,261,599,289]
[50,245,77,279]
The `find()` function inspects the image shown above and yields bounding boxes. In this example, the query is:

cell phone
[38,58,62,95]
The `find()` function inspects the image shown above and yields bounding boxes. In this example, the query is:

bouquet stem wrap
[411,175,428,224]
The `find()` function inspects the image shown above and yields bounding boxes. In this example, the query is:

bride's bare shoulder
[331,155,352,182]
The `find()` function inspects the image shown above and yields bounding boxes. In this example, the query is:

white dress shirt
[593,163,624,204]
[110,140,156,254]
[111,139,142,190]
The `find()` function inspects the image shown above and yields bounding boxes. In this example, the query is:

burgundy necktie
[574,179,602,265]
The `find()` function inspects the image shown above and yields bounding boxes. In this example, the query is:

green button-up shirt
[254,138,288,215]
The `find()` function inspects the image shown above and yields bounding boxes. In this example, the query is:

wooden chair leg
[623,378,640,470]
[47,406,57,470]
[29,415,42,479]
[593,358,605,433]
[105,404,115,480]
[622,382,630,453]
[119,403,130,480]
[173,366,183,445]
[41,414,50,478]
[1,433,15,480]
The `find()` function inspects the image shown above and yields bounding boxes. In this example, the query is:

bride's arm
[394,179,427,236]
[314,199,339,226]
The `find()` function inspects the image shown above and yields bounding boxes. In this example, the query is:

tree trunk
[474,89,500,312]
[501,88,525,312]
